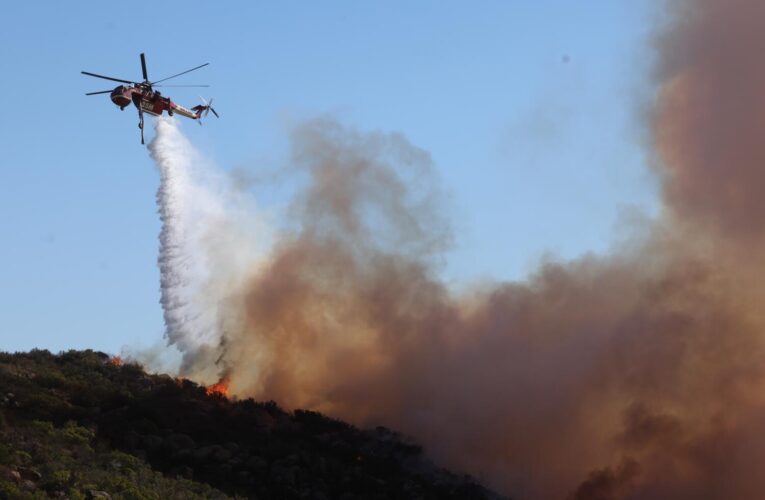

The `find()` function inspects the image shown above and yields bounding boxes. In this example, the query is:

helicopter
[82,53,218,144]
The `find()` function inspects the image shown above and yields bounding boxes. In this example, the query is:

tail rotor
[198,96,219,124]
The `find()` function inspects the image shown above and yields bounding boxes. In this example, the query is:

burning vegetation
[204,376,230,397]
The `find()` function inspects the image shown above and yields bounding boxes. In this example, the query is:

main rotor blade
[150,62,209,85]
[81,71,137,85]
[140,53,148,81]
[153,84,210,88]
[85,90,114,95]
[210,107,219,118]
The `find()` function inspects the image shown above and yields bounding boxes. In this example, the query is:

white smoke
[147,117,270,381]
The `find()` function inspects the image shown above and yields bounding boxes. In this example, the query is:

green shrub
[0,480,36,500]
[46,469,74,491]
[31,419,55,435]
[14,449,32,465]
[67,488,86,500]
[22,393,71,421]
[61,421,94,444]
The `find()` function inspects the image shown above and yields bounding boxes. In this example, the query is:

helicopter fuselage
[110,85,199,119]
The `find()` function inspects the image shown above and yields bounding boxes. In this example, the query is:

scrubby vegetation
[0,350,502,499]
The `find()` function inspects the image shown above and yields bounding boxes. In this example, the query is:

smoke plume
[146,1,765,498]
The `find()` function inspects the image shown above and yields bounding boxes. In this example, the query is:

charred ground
[0,349,503,499]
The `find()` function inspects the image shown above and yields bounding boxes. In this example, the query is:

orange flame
[205,376,230,397]
[109,356,123,367]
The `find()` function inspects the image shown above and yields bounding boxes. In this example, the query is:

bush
[0,350,499,500]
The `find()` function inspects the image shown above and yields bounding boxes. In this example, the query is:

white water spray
[147,117,270,380]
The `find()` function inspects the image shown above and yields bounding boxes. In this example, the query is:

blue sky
[0,1,657,354]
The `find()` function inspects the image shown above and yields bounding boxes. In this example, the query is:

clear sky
[0,1,657,354]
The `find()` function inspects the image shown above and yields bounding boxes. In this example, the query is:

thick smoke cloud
[147,1,765,498]
[653,0,765,241]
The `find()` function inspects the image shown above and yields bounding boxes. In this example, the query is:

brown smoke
[654,0,765,241]
[176,1,765,498]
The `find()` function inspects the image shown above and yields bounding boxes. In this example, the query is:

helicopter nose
[111,89,131,108]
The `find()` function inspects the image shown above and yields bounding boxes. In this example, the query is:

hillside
[0,350,504,499]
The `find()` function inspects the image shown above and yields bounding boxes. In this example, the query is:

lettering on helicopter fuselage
[140,101,160,115]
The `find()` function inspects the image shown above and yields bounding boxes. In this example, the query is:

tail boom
[171,103,203,119]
